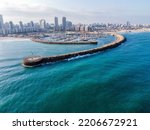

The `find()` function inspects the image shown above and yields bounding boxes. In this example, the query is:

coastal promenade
[23,33,126,67]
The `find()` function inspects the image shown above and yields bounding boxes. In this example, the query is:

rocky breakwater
[31,38,98,44]
[23,33,126,67]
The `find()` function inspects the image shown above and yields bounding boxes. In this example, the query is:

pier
[31,38,98,44]
[23,33,126,67]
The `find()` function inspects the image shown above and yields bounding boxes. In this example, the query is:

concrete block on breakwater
[22,33,126,67]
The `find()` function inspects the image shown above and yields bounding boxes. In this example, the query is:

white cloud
[0,2,100,23]
[0,1,149,24]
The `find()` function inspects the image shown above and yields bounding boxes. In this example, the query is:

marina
[31,33,104,44]
[23,33,126,67]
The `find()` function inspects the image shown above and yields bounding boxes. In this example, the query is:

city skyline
[0,0,150,24]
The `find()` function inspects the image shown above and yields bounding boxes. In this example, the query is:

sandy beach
[117,28,150,33]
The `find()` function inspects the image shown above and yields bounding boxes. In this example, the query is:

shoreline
[0,29,150,41]
[0,37,30,41]
[117,28,150,34]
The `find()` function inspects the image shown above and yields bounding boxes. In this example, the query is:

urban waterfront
[1,14,150,38]
[0,32,150,112]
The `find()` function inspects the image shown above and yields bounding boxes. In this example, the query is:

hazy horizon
[0,0,150,24]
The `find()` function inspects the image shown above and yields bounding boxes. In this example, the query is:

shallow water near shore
[0,32,150,113]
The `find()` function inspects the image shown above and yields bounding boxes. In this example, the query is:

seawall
[31,38,98,44]
[23,33,126,67]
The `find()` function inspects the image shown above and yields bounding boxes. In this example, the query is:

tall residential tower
[54,17,59,31]
[0,15,4,34]
[62,17,66,31]
[40,19,46,29]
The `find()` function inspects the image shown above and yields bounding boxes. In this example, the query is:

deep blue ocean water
[0,32,150,113]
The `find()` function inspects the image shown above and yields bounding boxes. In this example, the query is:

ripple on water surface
[1,33,150,112]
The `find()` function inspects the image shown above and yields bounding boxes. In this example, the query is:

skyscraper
[66,21,72,31]
[54,17,59,31]
[126,21,131,27]
[19,21,23,32]
[30,21,34,27]
[62,17,66,31]
[40,19,46,29]
[0,15,4,34]
[9,21,14,33]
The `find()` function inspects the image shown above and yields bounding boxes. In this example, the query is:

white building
[40,19,46,29]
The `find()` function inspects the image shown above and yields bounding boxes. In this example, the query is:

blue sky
[0,0,150,24]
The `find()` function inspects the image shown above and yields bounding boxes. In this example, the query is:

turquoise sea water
[0,32,150,113]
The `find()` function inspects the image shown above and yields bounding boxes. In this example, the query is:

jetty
[22,33,126,67]
[31,38,98,44]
